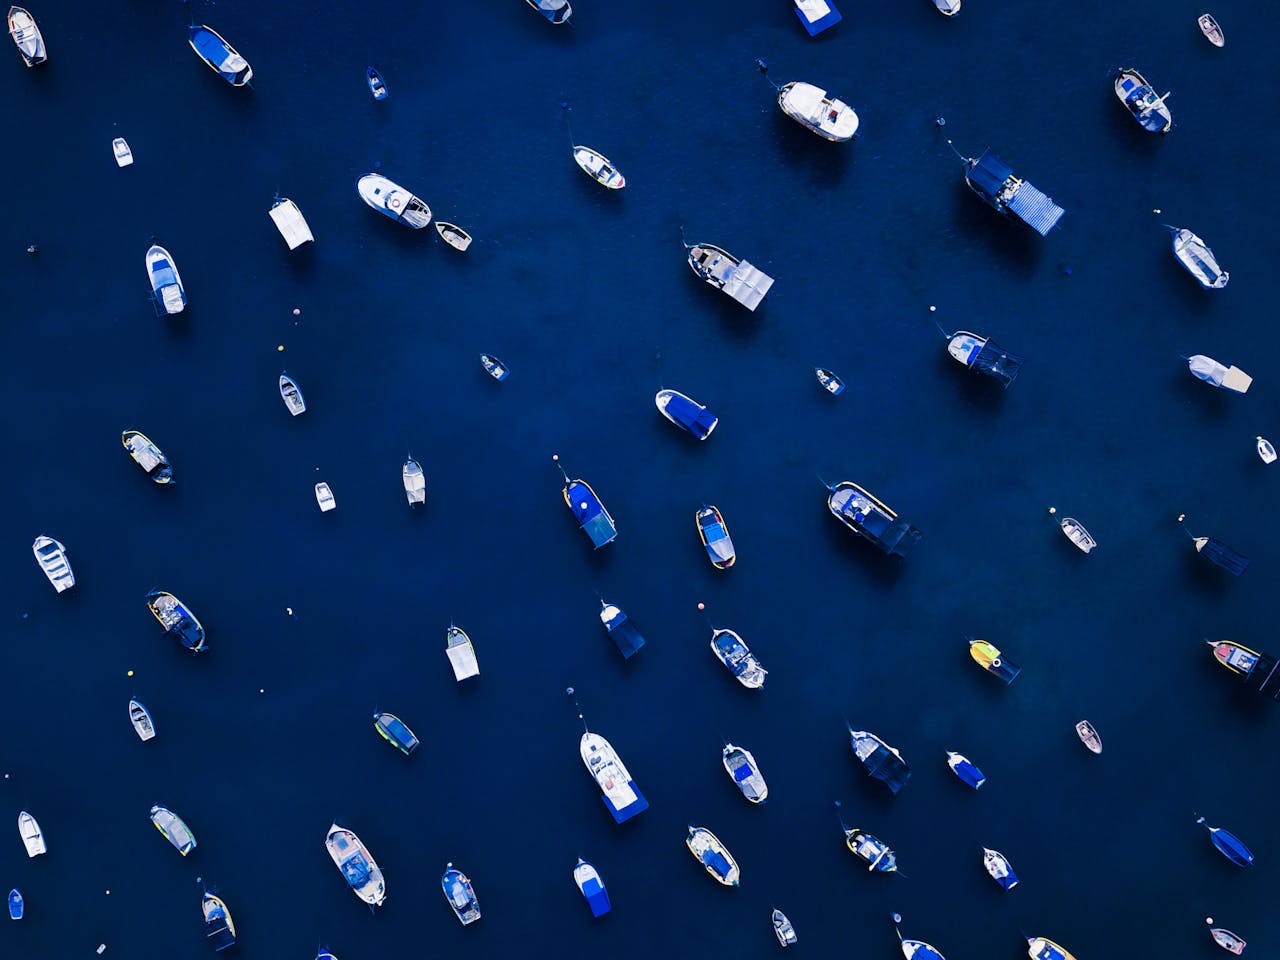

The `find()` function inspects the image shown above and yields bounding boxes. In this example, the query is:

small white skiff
[113,138,134,167]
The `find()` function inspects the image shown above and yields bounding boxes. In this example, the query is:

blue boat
[848,728,911,795]
[696,505,736,569]
[655,389,717,440]
[526,0,571,24]
[556,459,617,549]
[955,146,1064,237]
[983,847,1018,890]
[8,888,22,920]
[900,936,946,960]
[599,600,645,659]
[794,0,841,35]
[187,25,252,87]
[945,751,986,788]
[373,711,419,755]
[1196,816,1255,867]
[145,590,207,653]
[580,731,649,824]
[366,67,388,100]
[573,858,611,917]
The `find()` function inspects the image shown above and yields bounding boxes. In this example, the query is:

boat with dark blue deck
[711,627,767,689]
[848,728,911,795]
[953,144,1064,236]
[945,330,1024,388]
[826,481,922,558]
[945,750,985,788]
[599,600,646,659]
[573,858,611,917]
[556,458,617,549]
[1208,639,1280,700]
[201,892,236,951]
[373,711,419,755]
[1196,816,1254,867]
[145,590,206,653]
[844,826,897,872]
[7,888,21,920]
[794,0,841,35]
[188,25,252,86]
[441,864,480,924]
[655,389,717,440]
[366,67,388,100]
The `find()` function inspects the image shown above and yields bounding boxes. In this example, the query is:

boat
[1179,515,1250,575]
[776,81,859,141]
[793,0,841,36]
[366,66,388,100]
[722,743,768,802]
[1027,937,1077,960]
[146,244,186,315]
[843,825,897,872]
[685,826,739,886]
[711,627,767,689]
[325,822,386,907]
[357,173,432,229]
[17,811,44,857]
[279,372,306,415]
[573,858,611,917]
[31,536,74,593]
[1257,437,1276,464]
[201,892,236,952]
[446,624,480,681]
[580,731,649,823]
[556,460,618,548]
[129,699,156,741]
[7,889,21,921]
[945,750,985,788]
[826,481,923,558]
[480,354,509,381]
[848,728,912,795]
[968,637,1021,683]
[1211,928,1246,954]
[955,145,1065,236]
[1196,816,1254,867]
[1075,720,1102,754]
[435,221,473,251]
[932,0,961,13]
[655,389,718,439]
[7,6,44,66]
[1208,639,1280,699]
[150,804,196,855]
[1114,67,1171,133]
[900,936,947,960]
[1059,517,1097,553]
[815,367,845,395]
[315,482,336,512]
[773,908,798,945]
[1198,13,1225,46]
[982,847,1018,890]
[113,138,134,167]
[373,712,419,755]
[188,25,252,86]
[441,864,480,924]
[696,505,736,568]
[317,949,339,960]
[599,600,646,659]
[1184,354,1250,393]
[403,456,426,506]
[686,242,775,311]
[145,589,207,653]
[945,331,1025,388]
[572,146,626,189]
[1167,227,1229,289]
[122,430,174,484]
[268,196,314,249]
[526,0,571,23]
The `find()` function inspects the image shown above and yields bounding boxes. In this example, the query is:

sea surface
[3,1,1279,957]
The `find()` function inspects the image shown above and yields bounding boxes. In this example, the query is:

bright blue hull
[603,783,648,823]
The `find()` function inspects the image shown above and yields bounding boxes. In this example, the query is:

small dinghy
[1058,515,1096,553]
[1114,67,1172,133]
[146,590,206,652]
[1257,437,1277,464]
[775,80,859,141]
[696,504,736,569]
[403,455,426,506]
[773,907,798,946]
[374,711,420,755]
[968,637,1021,683]
[366,66,388,100]
[722,743,768,803]
[129,699,156,741]
[315,482,336,512]
[279,372,306,415]
[146,244,186,315]
[7,889,21,920]
[945,750,986,788]
[32,535,74,593]
[435,221,473,251]
[441,864,481,924]
[1196,816,1254,867]
[122,430,174,484]
[983,847,1019,890]
[686,826,740,886]
[842,825,898,872]
[1198,13,1225,47]
[1185,355,1250,393]
[17,812,45,857]
[269,196,314,249]
[573,858,611,917]
[1210,927,1246,955]
[7,6,44,66]
[150,804,196,855]
[113,138,134,167]
[655,388,718,439]
[480,354,509,381]
[1167,227,1228,289]
[188,24,252,86]
[357,173,432,229]
[572,146,626,189]
[445,624,480,681]
[815,367,845,395]
[1075,720,1102,754]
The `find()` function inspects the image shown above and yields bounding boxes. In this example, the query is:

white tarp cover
[724,261,775,311]
[447,639,480,680]
[1188,354,1251,393]
[269,200,315,249]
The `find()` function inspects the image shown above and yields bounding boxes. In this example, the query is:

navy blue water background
[3,1,1279,958]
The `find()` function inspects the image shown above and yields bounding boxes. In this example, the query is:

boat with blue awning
[793,0,841,35]
[954,144,1064,236]
[722,743,768,802]
[945,751,985,788]
[573,858,611,917]
[556,458,617,548]
[581,731,649,823]
[696,505,736,568]
[188,25,252,86]
[599,600,646,659]
[826,481,922,558]
[848,728,911,795]
[1196,816,1255,867]
[146,244,186,315]
[655,389,718,439]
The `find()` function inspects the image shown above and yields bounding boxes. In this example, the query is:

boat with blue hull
[8,889,22,920]
[188,25,252,86]
[202,892,236,952]
[968,638,1021,683]
[146,590,206,653]
[983,847,1018,889]
[373,712,419,755]
[849,728,911,795]
[581,731,648,823]
[573,858,611,917]
[366,67,388,100]
[599,600,646,659]
[826,481,922,558]
[556,459,617,548]
[1027,937,1077,960]
[325,823,386,907]
[655,389,718,440]
[441,864,480,924]
[954,144,1064,236]
[794,0,841,36]
[1196,816,1254,867]
[945,751,985,788]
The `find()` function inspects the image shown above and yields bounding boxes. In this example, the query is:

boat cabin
[947,332,1025,388]
[963,150,1064,236]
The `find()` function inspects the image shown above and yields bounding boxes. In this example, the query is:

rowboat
[1027,936,1077,960]
[279,372,306,415]
[315,482,336,512]
[696,505,736,569]
[815,367,845,395]
[435,221,472,251]
[403,456,426,506]
[1114,67,1171,133]
[1167,227,1229,288]
[968,638,1021,683]
[1185,355,1249,393]
[983,847,1018,889]
[480,354,509,381]
[7,889,21,920]
[1196,816,1254,867]
[373,712,419,755]
[1058,516,1096,553]
[7,6,44,66]
[188,25,252,86]
[145,590,206,653]
[773,907,798,945]
[268,197,314,249]
[122,430,174,483]
[441,864,480,924]
[1210,927,1245,954]
[150,804,196,855]
[201,892,236,952]
[711,627,767,689]
[17,812,44,857]
[722,743,768,803]
[146,244,186,315]
[945,750,985,788]
[686,826,739,886]
[843,826,897,872]
[776,81,859,141]
[366,66,388,100]
[573,858,611,917]
[446,624,479,681]
[572,146,626,189]
[113,138,134,167]
[357,174,432,228]
[1257,437,1277,464]
[326,823,386,907]
[129,699,156,741]
[1198,13,1224,46]
[32,536,74,593]
[1075,720,1102,754]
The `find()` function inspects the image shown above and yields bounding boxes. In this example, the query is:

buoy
[277,345,284,352]
[929,305,936,312]
[935,116,946,127]
[1048,506,1057,515]
[552,454,559,461]
[285,607,293,616]
[1206,917,1214,924]
[105,890,110,895]
[126,670,134,677]
[565,686,574,696]
[259,688,265,694]
[292,308,301,316]
[697,602,705,610]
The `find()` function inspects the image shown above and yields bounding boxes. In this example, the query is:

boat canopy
[701,848,734,878]
[853,736,912,794]
[966,150,1064,235]
[269,199,315,249]
[703,521,734,561]
[1186,355,1251,393]
[662,392,717,438]
[567,480,617,548]
[1196,537,1249,576]
[583,883,610,917]
[723,260,774,310]
[601,603,646,659]
[971,339,1025,387]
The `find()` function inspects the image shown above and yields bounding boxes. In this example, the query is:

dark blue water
[4,1,1279,957]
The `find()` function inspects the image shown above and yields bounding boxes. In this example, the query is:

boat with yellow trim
[122,430,174,483]
[201,891,236,951]
[826,481,922,558]
[696,505,736,569]
[1027,936,1077,960]
[685,826,739,886]
[967,637,1021,683]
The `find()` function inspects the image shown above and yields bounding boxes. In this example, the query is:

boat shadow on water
[767,116,855,186]
[946,189,1042,274]
[817,511,910,589]
[933,353,1008,414]
[1171,370,1234,419]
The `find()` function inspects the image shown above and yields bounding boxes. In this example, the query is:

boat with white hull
[325,823,386,907]
[446,624,479,681]
[32,536,74,592]
[17,812,44,857]
[580,731,649,823]
[357,174,431,228]
[146,244,186,315]
[129,699,156,741]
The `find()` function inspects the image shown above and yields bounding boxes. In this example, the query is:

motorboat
[849,728,911,795]
[268,197,314,249]
[1114,67,1171,133]
[1167,227,1228,288]
[146,244,186,315]
[315,482,336,512]
[815,367,845,394]
[556,459,617,548]
[722,743,768,802]
[317,949,339,960]
[843,826,897,872]
[526,0,571,23]
[1210,928,1245,954]
[900,935,947,960]
[325,822,386,907]
[1184,355,1250,393]
[201,892,236,952]
[776,81,858,141]
[580,731,649,823]
[599,599,646,659]
[113,138,134,167]
[32,536,74,593]
[1027,937,1077,960]
[366,66,388,100]
[1179,516,1250,576]
[945,330,1025,388]
[1196,816,1254,867]
[773,908,798,946]
[1257,437,1277,464]
[7,889,21,921]
[932,0,961,13]
[480,354,510,381]
[435,221,473,251]
[955,144,1064,236]
[686,242,775,310]
[17,811,44,857]
[1206,637,1280,700]
[7,6,44,66]
[188,25,251,85]
[441,864,480,924]
[446,624,480,681]
[711,627,767,689]
[1059,516,1097,553]
[793,0,841,36]
[129,699,156,741]
[357,173,432,228]
[145,590,206,653]
[279,372,306,415]
[1075,720,1102,754]
[945,750,985,788]
[696,504,736,568]
[150,804,196,855]
[982,847,1018,889]
[403,456,426,506]
[572,146,626,189]
[655,388,718,439]
[686,826,739,886]
[574,858,611,917]
[373,712,419,755]
[122,430,174,483]
[826,481,923,558]
[1198,13,1225,46]
[968,638,1021,683]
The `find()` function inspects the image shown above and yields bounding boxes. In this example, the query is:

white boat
[315,482,336,512]
[1059,517,1096,553]
[7,6,44,66]
[933,0,961,13]
[357,173,432,229]
[1167,227,1228,289]
[1198,13,1225,47]
[686,825,740,886]
[17,812,44,858]
[129,699,156,741]
[403,456,426,505]
[279,373,306,416]
[268,197,314,250]
[686,242,775,311]
[31,535,74,592]
[188,24,252,86]
[572,146,626,189]
[776,81,859,141]
[112,138,134,167]
[434,221,473,251]
[982,847,1018,889]
[446,624,479,681]
[325,822,386,907]
[580,731,649,823]
[1075,720,1102,754]
[1185,355,1251,394]
[711,627,768,689]
[1210,927,1245,955]
[150,804,196,855]
[722,743,768,802]
[1258,437,1277,464]
[773,908,798,946]
[146,244,186,315]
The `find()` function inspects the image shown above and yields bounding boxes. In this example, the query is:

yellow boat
[967,638,1020,683]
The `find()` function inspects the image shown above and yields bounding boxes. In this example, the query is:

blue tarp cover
[967,150,1013,200]
[954,758,985,787]
[603,782,649,823]
[795,1,842,36]
[190,29,229,66]
[664,392,717,439]
[733,763,752,782]
[859,743,912,794]
[702,849,734,878]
